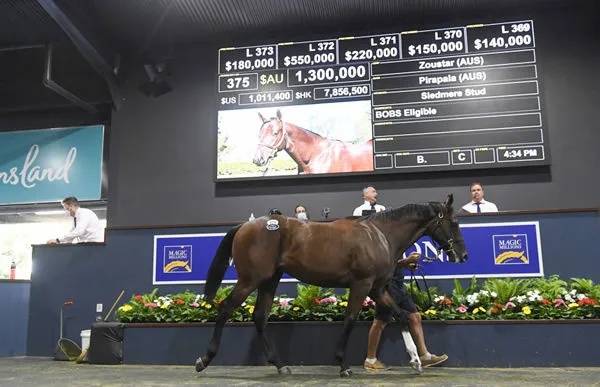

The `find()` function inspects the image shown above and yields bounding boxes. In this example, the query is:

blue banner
[403,221,543,279]
[0,125,104,205]
[152,221,543,284]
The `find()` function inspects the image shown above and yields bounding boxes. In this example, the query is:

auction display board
[216,20,547,180]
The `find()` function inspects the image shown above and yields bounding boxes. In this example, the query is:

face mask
[296,212,308,221]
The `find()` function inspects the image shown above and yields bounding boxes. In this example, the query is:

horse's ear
[276,109,282,120]
[258,112,266,123]
[445,194,454,208]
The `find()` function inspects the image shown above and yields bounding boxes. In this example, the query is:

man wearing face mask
[294,204,309,222]
[46,197,104,244]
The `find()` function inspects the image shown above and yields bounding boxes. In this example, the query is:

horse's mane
[359,202,444,223]
[284,121,325,139]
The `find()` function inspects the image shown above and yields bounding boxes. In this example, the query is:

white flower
[577,294,586,300]
[466,294,480,306]
[570,289,577,295]
[491,292,498,298]
[565,294,574,302]
[480,290,489,296]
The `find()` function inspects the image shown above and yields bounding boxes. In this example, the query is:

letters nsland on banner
[0,125,104,205]
[152,221,543,285]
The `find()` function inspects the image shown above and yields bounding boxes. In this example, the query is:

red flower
[134,294,143,302]
[578,297,598,306]
[541,299,551,305]
[174,299,185,305]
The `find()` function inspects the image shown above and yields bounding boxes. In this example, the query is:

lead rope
[409,265,433,310]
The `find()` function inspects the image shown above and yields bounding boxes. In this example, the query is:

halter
[426,211,458,259]
[257,120,287,162]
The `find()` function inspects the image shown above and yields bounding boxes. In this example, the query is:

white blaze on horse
[253,110,373,174]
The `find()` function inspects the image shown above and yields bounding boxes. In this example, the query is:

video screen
[215,20,548,181]
[217,101,373,179]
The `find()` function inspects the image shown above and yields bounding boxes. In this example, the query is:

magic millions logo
[493,234,529,265]
[163,245,192,273]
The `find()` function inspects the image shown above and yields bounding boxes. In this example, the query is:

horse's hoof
[340,369,353,377]
[277,365,292,375]
[409,360,423,374]
[195,357,206,373]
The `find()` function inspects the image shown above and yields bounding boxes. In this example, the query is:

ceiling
[1,0,570,49]
[0,0,575,113]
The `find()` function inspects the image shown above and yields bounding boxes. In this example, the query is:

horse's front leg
[335,280,372,377]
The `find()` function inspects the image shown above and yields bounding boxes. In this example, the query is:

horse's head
[426,194,468,263]
[253,110,287,166]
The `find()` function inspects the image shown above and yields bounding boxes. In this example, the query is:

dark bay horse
[195,195,467,377]
[253,109,373,174]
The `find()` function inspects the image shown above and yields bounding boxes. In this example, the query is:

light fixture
[138,62,172,97]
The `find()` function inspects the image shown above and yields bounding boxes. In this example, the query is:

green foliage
[294,284,332,310]
[451,277,479,305]
[527,275,568,300]
[484,278,531,304]
[570,278,595,294]
[405,282,438,311]
[213,286,233,303]
[116,277,600,324]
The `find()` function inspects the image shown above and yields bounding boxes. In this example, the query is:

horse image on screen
[217,101,373,179]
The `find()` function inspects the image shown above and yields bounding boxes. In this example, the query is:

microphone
[321,207,330,219]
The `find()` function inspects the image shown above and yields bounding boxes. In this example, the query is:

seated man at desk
[461,181,499,214]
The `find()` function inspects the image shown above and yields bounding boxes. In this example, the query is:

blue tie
[476,203,481,213]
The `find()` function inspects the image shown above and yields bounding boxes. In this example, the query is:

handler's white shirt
[59,208,104,243]
[461,199,498,214]
[353,201,386,216]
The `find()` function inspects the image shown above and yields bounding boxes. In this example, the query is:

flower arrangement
[117,276,600,323]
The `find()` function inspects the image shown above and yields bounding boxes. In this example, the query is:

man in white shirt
[353,186,386,216]
[47,197,104,244]
[461,182,499,214]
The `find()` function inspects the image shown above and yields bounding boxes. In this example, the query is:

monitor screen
[216,19,548,181]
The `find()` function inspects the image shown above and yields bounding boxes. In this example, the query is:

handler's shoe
[363,359,390,371]
[420,353,448,367]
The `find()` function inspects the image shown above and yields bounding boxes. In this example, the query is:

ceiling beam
[36,0,123,110]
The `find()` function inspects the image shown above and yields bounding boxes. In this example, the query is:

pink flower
[362,297,375,307]
[554,298,566,308]
[278,298,292,308]
[189,302,200,308]
[457,305,468,313]
[504,301,516,309]
[318,296,338,305]
[144,302,157,309]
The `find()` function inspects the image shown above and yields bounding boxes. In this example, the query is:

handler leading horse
[253,109,373,174]
[195,195,467,376]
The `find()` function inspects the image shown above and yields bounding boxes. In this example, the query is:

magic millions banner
[153,221,543,284]
[0,125,104,205]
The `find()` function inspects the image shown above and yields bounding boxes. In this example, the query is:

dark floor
[1,357,600,386]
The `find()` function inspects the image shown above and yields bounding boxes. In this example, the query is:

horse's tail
[204,224,241,302]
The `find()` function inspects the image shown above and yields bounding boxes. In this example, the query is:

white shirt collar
[471,199,488,205]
